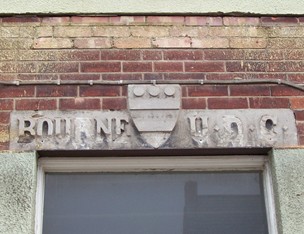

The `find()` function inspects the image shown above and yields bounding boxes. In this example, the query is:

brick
[268,38,304,49]
[285,50,304,60]
[271,86,304,96]
[152,37,191,48]
[154,62,183,72]
[114,37,151,48]
[0,142,9,151]
[269,61,304,72]
[164,73,205,80]
[37,62,78,73]
[288,74,304,83]
[2,16,41,23]
[0,86,34,98]
[204,49,244,60]
[146,16,184,24]
[0,27,19,37]
[123,62,152,72]
[42,17,70,25]
[144,73,164,80]
[249,98,290,108]
[230,85,271,96]
[0,50,16,60]
[60,98,101,110]
[185,17,208,25]
[208,98,248,109]
[192,38,229,48]
[58,50,100,61]
[299,135,304,145]
[0,99,13,110]
[223,17,260,25]
[17,50,57,61]
[299,17,304,23]
[268,27,304,38]
[244,50,284,60]
[185,62,225,72]
[261,17,298,25]
[170,27,206,37]
[37,85,77,97]
[207,17,223,26]
[130,26,169,37]
[60,74,100,80]
[0,38,32,50]
[80,86,120,97]
[102,98,127,110]
[16,99,57,110]
[188,86,228,96]
[246,73,287,80]
[295,111,304,121]
[109,16,145,24]
[71,16,108,24]
[100,50,140,60]
[142,50,162,60]
[74,38,111,49]
[0,112,10,124]
[93,26,130,37]
[102,73,142,81]
[18,74,58,81]
[164,50,203,60]
[33,38,73,49]
[290,98,304,109]
[226,62,267,72]
[230,38,267,49]
[19,27,35,38]
[0,62,36,73]
[0,125,9,142]
[206,73,246,80]
[182,98,207,109]
[54,26,92,37]
[297,122,304,135]
[81,62,121,72]
[36,26,53,37]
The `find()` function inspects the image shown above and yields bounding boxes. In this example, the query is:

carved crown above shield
[128,85,181,148]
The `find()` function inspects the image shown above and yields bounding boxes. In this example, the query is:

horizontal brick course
[182,98,207,109]
[80,86,120,97]
[185,62,225,72]
[208,98,248,109]
[81,62,121,73]
[249,97,290,108]
[187,86,228,97]
[230,85,271,96]
[15,99,57,110]
[154,62,183,72]
[0,112,10,124]
[36,85,77,97]
[123,62,152,72]
[0,86,34,98]
[60,98,101,110]
[102,98,127,110]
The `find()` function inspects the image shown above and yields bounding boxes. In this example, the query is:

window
[36,156,278,234]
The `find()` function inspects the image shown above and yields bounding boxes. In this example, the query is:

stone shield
[128,85,181,148]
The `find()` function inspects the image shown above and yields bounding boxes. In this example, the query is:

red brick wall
[0,15,304,149]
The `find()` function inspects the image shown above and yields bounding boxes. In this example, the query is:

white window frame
[35,155,278,234]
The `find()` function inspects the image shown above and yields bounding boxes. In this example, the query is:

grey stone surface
[0,152,36,234]
[271,149,304,234]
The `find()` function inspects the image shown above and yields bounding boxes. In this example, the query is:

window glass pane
[43,172,268,234]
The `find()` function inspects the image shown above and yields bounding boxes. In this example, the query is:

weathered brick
[81,62,121,72]
[268,27,304,38]
[152,37,191,48]
[123,62,152,72]
[37,85,77,97]
[230,85,271,96]
[0,112,10,124]
[0,125,9,142]
[0,142,9,151]
[268,38,304,49]
[188,86,228,96]
[244,50,284,60]
[290,98,304,109]
[71,16,108,24]
[42,17,70,25]
[204,49,244,60]
[185,17,222,26]
[269,61,304,72]
[54,26,92,37]
[33,38,73,49]
[182,98,207,109]
[223,17,260,25]
[17,50,57,61]
[208,98,248,109]
[285,50,304,60]
[288,74,304,83]
[271,86,304,96]
[102,98,127,110]
[0,74,16,81]
[0,62,36,73]
[144,73,164,80]
[93,26,130,37]
[37,62,78,73]
[297,122,304,135]
[295,111,304,121]
[185,62,225,72]
[18,74,58,80]
[142,50,162,60]
[226,62,267,72]
[58,50,100,61]
[261,17,298,25]
[230,38,267,49]
[2,16,41,23]
[0,86,34,98]
[170,27,207,37]
[206,73,246,80]
[60,98,101,110]
[0,27,19,37]
[36,26,53,37]
[146,16,184,24]
[246,73,287,80]
[154,62,183,72]
[60,74,100,80]
[109,16,145,24]
[114,37,151,48]
[19,27,35,38]
[80,86,120,97]
[100,50,140,60]
[0,50,16,60]
[164,73,204,80]
[16,99,57,110]
[164,50,203,60]
[102,73,142,81]
[74,38,112,49]
[0,100,13,110]
[0,38,31,50]
[130,26,169,37]
[249,97,290,108]
[300,135,304,145]
[192,38,229,48]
